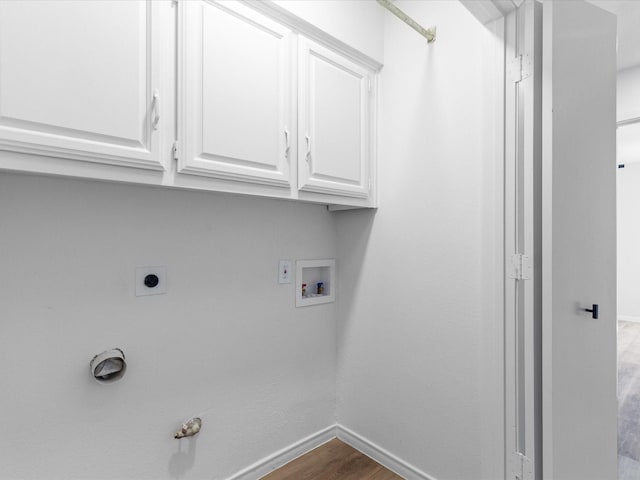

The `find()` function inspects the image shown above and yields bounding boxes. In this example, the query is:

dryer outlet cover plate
[135,266,167,297]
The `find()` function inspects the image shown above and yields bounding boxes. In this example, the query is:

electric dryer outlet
[135,266,167,296]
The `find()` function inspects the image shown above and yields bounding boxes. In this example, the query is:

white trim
[479,12,507,480]
[298,182,370,199]
[177,163,292,188]
[619,315,640,323]
[336,425,438,480]
[244,1,383,72]
[503,3,543,479]
[0,140,165,171]
[224,425,337,480]
[460,0,517,25]
[224,424,439,480]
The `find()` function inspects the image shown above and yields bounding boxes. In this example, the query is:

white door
[542,1,617,479]
[298,38,371,199]
[0,1,164,170]
[178,0,293,188]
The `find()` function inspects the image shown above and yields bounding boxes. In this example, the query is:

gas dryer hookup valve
[174,417,202,439]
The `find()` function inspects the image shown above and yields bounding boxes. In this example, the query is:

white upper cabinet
[178,0,294,188]
[0,1,164,170]
[0,0,379,207]
[298,37,372,200]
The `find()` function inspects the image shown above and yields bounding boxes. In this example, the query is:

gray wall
[0,1,506,479]
[0,173,337,479]
[335,2,503,479]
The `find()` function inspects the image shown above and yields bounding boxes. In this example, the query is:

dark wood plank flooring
[262,438,404,480]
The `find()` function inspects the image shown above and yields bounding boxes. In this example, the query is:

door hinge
[509,452,534,480]
[508,253,531,280]
[172,141,179,161]
[508,54,532,83]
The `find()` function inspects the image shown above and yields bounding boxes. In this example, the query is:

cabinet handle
[305,135,311,162]
[284,129,290,158]
[151,89,160,130]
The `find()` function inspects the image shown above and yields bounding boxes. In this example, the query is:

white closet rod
[377,0,436,43]
[618,116,640,128]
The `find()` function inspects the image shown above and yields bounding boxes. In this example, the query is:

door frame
[468,1,618,480]
[461,0,514,478]
[503,2,543,479]
[462,1,541,479]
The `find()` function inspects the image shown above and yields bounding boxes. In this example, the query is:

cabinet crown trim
[241,0,383,72]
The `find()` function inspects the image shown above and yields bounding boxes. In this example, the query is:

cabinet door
[298,38,371,199]
[179,1,293,188]
[0,1,163,170]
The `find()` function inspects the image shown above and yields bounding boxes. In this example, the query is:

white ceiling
[589,0,640,70]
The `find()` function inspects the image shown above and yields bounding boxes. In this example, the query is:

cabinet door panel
[0,0,163,170]
[299,38,370,198]
[180,0,292,188]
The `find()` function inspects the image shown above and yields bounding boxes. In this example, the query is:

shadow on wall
[168,437,198,479]
[334,208,377,332]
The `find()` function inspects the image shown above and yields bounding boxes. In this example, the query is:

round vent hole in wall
[90,348,127,383]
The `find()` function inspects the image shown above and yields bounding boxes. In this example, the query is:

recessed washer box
[296,259,335,307]
[135,266,167,297]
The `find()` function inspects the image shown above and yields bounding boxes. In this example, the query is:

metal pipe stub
[174,417,202,439]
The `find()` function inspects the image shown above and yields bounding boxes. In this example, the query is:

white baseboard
[225,423,436,480]
[225,425,337,480]
[337,425,437,480]
[619,315,640,323]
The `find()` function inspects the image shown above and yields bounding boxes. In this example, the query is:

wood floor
[262,438,404,480]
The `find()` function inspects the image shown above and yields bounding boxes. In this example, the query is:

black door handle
[584,304,599,319]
